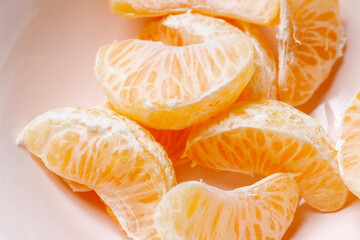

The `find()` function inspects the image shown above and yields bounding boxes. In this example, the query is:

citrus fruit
[278,0,345,106]
[229,21,278,102]
[100,101,191,166]
[338,90,360,198]
[147,127,191,165]
[59,101,190,194]
[185,99,348,212]
[109,0,280,26]
[154,173,299,240]
[95,13,254,130]
[17,107,176,240]
[139,16,277,103]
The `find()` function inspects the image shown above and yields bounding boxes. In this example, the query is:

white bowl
[1,0,360,239]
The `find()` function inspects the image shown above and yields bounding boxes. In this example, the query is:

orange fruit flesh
[110,0,280,26]
[147,127,191,165]
[154,173,299,240]
[17,107,176,240]
[278,0,345,106]
[95,13,254,130]
[101,101,191,166]
[338,90,360,198]
[228,20,278,102]
[140,16,277,103]
[185,99,348,212]
[64,100,191,193]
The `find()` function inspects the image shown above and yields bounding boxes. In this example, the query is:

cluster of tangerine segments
[17,0,358,239]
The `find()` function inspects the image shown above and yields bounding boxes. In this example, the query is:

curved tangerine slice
[227,21,278,102]
[63,100,190,193]
[185,99,348,212]
[96,13,254,130]
[17,107,176,240]
[154,173,299,240]
[338,90,360,198]
[110,0,280,26]
[140,16,277,103]
[278,0,345,106]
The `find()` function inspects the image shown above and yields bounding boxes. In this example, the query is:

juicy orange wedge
[109,0,280,26]
[154,173,299,240]
[185,99,348,212]
[59,100,191,194]
[278,0,345,106]
[17,107,176,240]
[96,13,254,130]
[140,17,277,103]
[338,90,360,198]
[229,21,278,102]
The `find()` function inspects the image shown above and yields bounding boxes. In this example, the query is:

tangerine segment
[17,107,176,240]
[96,13,254,130]
[101,101,191,166]
[140,15,277,102]
[338,90,360,198]
[110,0,280,26]
[278,0,345,106]
[154,173,299,240]
[185,99,348,212]
[229,21,278,102]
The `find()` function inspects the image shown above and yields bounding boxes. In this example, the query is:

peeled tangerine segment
[228,21,278,102]
[17,107,176,240]
[96,13,254,130]
[109,0,280,26]
[278,0,345,106]
[140,16,277,103]
[62,100,190,194]
[154,173,299,240]
[338,90,360,198]
[185,99,348,212]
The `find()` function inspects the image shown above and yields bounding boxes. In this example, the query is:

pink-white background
[1,0,360,239]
